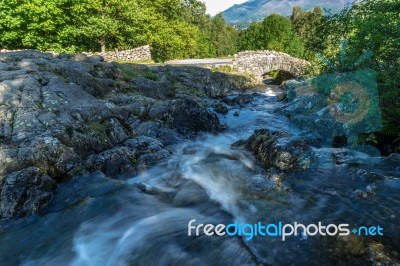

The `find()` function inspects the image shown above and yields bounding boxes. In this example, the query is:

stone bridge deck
[233,51,310,77]
[165,51,310,79]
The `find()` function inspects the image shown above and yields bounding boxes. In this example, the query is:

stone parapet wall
[233,50,310,77]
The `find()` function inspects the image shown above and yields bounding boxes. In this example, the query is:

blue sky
[202,0,248,16]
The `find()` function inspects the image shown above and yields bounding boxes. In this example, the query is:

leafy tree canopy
[0,0,238,61]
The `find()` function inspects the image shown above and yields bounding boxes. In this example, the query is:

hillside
[223,0,357,26]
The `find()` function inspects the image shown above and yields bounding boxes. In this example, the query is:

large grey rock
[136,121,183,145]
[233,129,318,171]
[149,98,226,137]
[131,77,173,99]
[164,66,255,98]
[0,167,56,218]
[83,146,138,177]
[213,103,229,114]
[124,136,171,172]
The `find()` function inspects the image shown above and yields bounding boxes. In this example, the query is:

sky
[201,0,248,16]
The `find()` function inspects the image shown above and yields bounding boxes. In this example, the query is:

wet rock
[277,92,288,102]
[355,169,385,183]
[136,121,183,146]
[136,150,171,172]
[233,129,318,171]
[332,147,382,166]
[353,185,378,199]
[329,236,400,265]
[172,182,208,207]
[150,98,226,137]
[82,137,171,178]
[367,242,400,266]
[83,146,138,178]
[213,103,229,114]
[0,167,56,218]
[331,235,366,257]
[223,94,253,106]
[124,136,171,172]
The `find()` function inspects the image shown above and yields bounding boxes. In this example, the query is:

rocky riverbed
[0,51,399,266]
[0,50,258,220]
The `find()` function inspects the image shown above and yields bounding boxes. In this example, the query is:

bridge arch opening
[263,70,295,85]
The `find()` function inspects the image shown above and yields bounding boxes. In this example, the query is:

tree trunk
[100,37,106,53]
[115,48,119,60]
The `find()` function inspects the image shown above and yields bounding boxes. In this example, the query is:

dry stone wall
[85,45,152,61]
[1,45,152,62]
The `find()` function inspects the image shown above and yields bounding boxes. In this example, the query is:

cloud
[201,0,249,16]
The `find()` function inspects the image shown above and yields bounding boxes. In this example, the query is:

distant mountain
[223,0,357,26]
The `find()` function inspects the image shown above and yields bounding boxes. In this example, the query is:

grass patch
[211,65,237,74]
[116,59,155,64]
[143,71,159,81]
[88,121,108,141]
[128,156,137,165]
[211,65,258,81]
[119,64,138,80]
[118,64,159,81]
[211,65,261,90]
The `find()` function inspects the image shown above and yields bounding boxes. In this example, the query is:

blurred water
[0,86,399,266]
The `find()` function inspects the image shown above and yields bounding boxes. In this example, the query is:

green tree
[0,0,72,51]
[312,0,400,144]
[0,0,237,61]
[210,13,238,57]
[238,22,262,50]
[291,6,324,58]
[148,20,201,62]
[238,14,304,57]
[76,0,145,53]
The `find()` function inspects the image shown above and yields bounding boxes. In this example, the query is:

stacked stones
[1,45,152,62]
[85,45,152,61]
[232,50,310,77]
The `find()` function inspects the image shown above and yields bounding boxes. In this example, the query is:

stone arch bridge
[232,51,310,78]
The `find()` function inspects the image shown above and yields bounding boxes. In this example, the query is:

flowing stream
[0,86,399,266]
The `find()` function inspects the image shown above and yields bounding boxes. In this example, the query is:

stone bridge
[232,51,310,78]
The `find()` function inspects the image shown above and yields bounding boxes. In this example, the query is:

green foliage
[143,71,159,81]
[118,64,159,81]
[210,65,260,89]
[290,6,324,59]
[210,13,238,57]
[306,0,400,145]
[148,20,200,62]
[238,14,305,57]
[0,0,239,61]
[88,121,108,141]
